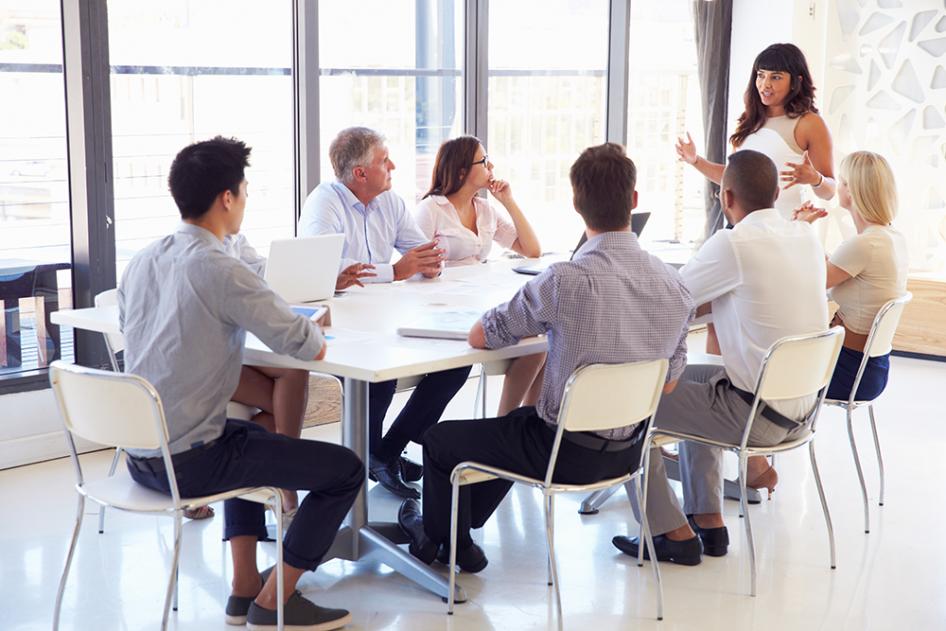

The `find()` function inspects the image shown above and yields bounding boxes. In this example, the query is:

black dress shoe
[611,534,702,566]
[369,456,420,500]
[686,515,729,557]
[397,499,438,564]
[436,542,489,573]
[399,455,424,482]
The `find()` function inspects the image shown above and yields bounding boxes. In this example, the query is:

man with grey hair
[299,126,470,500]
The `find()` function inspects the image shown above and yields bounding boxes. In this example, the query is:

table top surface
[52,259,548,382]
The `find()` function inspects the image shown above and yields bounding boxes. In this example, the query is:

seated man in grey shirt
[119,137,360,630]
[396,143,694,572]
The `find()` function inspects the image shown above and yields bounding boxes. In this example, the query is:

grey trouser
[629,364,806,535]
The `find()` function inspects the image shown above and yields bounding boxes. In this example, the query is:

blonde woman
[797,150,908,397]
[415,136,544,415]
[749,151,909,492]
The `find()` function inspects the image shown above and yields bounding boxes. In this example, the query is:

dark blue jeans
[826,347,890,402]
[368,366,471,463]
[127,419,363,571]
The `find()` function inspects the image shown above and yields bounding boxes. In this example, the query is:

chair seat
[226,401,259,421]
[80,467,270,513]
[456,469,498,485]
[395,375,424,391]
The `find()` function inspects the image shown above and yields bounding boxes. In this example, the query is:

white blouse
[414,195,518,265]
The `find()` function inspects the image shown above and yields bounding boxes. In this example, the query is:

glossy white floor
[3,354,945,631]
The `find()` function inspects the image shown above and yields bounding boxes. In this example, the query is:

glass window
[318,0,464,205]
[0,0,74,376]
[107,0,294,271]
[488,0,609,252]
[626,1,705,248]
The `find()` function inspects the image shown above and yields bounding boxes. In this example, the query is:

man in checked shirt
[396,143,695,573]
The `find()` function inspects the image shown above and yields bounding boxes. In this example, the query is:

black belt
[561,429,639,452]
[127,437,222,475]
[728,385,804,432]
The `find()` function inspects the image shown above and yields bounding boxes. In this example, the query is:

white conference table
[52,256,731,602]
[52,258,549,603]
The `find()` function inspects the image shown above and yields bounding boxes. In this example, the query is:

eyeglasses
[471,155,489,166]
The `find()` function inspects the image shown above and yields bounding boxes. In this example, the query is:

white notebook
[397,309,483,341]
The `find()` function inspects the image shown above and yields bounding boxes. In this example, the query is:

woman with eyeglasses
[415,136,544,416]
[415,135,541,264]
[677,42,836,220]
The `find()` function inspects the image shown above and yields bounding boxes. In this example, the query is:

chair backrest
[94,288,125,355]
[558,359,669,434]
[755,327,845,402]
[864,292,912,358]
[49,360,169,451]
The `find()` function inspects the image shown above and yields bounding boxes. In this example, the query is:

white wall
[0,388,72,469]
[728,0,828,139]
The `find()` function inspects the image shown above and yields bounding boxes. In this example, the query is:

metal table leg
[578,450,761,514]
[326,376,466,602]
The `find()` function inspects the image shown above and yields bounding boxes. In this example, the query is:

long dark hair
[730,43,818,148]
[423,135,481,199]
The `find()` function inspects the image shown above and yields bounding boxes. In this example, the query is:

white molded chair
[446,359,669,620]
[49,360,287,631]
[823,293,911,533]
[639,327,845,597]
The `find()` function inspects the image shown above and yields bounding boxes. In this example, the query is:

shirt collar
[575,229,639,257]
[734,208,781,229]
[176,222,227,252]
[332,180,378,214]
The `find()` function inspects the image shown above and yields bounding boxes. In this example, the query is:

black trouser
[368,366,471,464]
[127,419,363,571]
[421,406,643,548]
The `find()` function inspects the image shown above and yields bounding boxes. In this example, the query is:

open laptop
[264,234,345,303]
[513,211,651,276]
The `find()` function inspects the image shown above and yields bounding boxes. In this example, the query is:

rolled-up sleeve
[481,269,558,349]
[217,259,324,361]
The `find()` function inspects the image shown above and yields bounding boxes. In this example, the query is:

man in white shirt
[613,149,828,566]
[299,127,471,500]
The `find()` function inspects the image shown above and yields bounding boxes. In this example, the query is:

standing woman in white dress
[676,42,836,219]
[415,136,545,415]
[676,43,837,494]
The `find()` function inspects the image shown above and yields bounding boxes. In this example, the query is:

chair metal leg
[53,495,85,630]
[98,448,123,533]
[738,454,757,597]
[868,404,885,507]
[637,447,652,568]
[846,407,871,533]
[634,476,663,620]
[447,477,461,615]
[809,441,836,570]
[544,494,562,615]
[274,491,284,631]
[162,512,183,630]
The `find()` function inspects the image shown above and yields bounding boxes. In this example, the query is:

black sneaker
[225,565,274,625]
[611,534,703,566]
[686,515,729,557]
[396,499,438,564]
[399,455,424,482]
[436,542,489,574]
[246,591,351,630]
